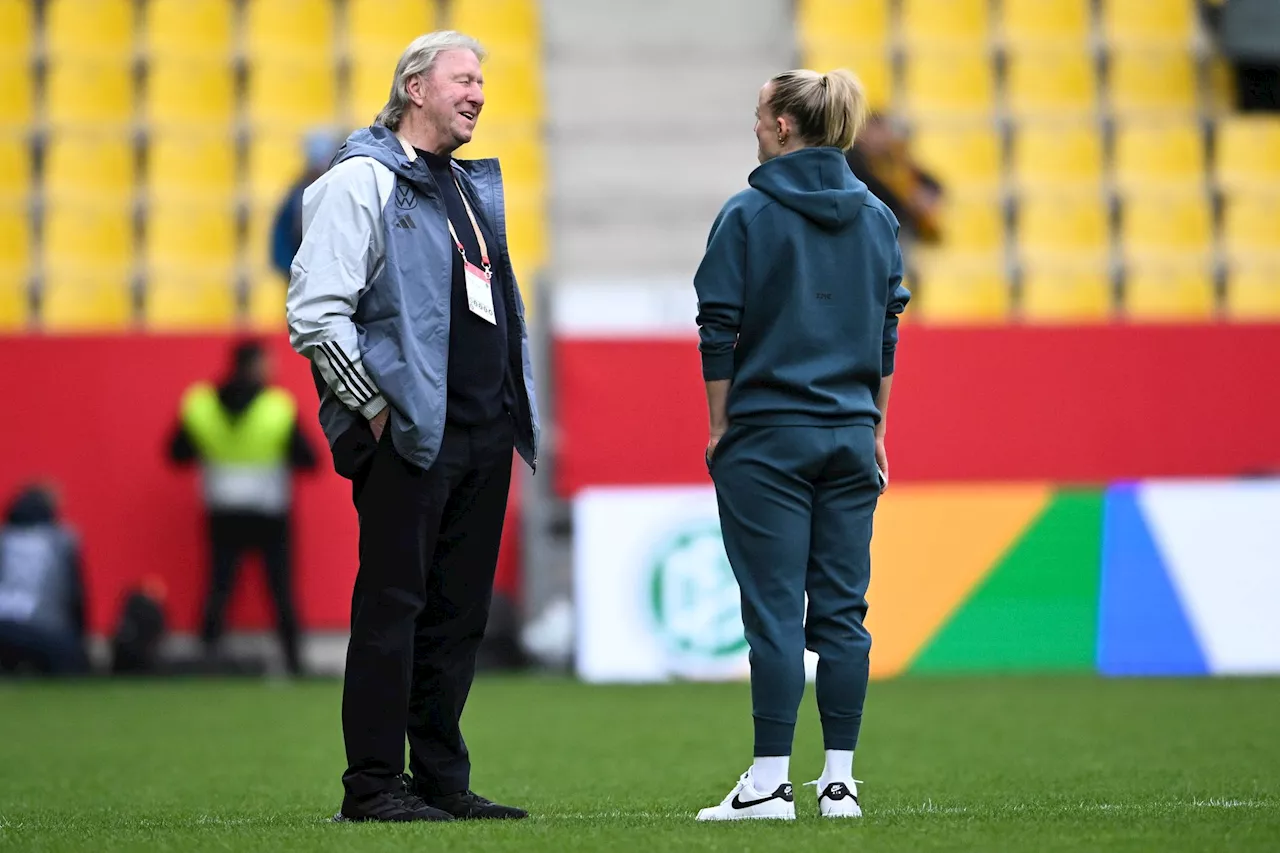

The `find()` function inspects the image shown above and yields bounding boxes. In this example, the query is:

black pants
[201,511,302,674]
[0,621,89,676]
[339,416,514,801]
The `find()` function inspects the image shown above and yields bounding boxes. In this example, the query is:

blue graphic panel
[1097,484,1208,676]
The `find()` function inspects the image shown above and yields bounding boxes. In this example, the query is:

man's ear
[406,73,428,108]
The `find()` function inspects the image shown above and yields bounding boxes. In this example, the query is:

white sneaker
[808,779,863,818]
[696,770,796,821]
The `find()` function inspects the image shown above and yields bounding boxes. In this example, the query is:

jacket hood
[748,147,868,229]
[333,125,426,180]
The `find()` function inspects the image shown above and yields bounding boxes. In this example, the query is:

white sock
[750,756,790,793]
[821,749,854,787]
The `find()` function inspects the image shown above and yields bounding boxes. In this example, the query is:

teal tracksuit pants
[710,423,880,756]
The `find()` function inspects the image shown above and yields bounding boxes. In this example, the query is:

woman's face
[754,83,784,164]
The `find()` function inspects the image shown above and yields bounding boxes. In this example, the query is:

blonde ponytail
[767,67,869,151]
[819,69,867,150]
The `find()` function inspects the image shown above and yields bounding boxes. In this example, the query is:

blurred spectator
[845,115,944,243]
[0,484,90,676]
[1202,0,1280,112]
[270,129,340,279]
[168,341,317,676]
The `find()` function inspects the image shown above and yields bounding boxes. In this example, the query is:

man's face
[420,49,485,152]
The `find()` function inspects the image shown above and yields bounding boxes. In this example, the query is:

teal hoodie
[694,146,910,427]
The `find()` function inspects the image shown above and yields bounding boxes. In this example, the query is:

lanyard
[446,179,491,278]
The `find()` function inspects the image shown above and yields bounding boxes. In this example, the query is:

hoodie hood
[333,125,429,182]
[748,147,869,230]
[6,486,56,527]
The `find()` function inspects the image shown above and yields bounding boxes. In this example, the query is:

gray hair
[374,30,487,130]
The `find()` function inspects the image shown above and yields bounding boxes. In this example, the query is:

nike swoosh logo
[732,788,778,809]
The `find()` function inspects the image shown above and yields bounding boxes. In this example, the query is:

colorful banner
[573,479,1280,682]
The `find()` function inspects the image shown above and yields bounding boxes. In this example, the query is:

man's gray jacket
[287,124,539,473]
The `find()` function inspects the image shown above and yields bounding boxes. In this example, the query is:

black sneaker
[333,776,455,823]
[422,789,529,820]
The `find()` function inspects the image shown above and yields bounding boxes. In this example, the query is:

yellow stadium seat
[1216,116,1280,193]
[798,0,891,47]
[456,125,546,192]
[902,51,995,118]
[247,269,288,331]
[1120,192,1213,261]
[243,0,335,58]
[1113,121,1205,192]
[803,45,892,114]
[349,56,397,128]
[348,0,436,56]
[144,0,235,59]
[46,60,134,130]
[1223,193,1280,261]
[476,53,543,124]
[145,57,236,128]
[1124,262,1215,321]
[934,195,1004,254]
[1225,262,1280,320]
[1207,58,1236,115]
[147,132,238,200]
[245,199,285,273]
[0,279,26,330]
[0,202,30,274]
[451,0,539,50]
[1021,262,1113,322]
[145,199,238,269]
[503,192,547,268]
[45,0,135,59]
[1011,124,1103,191]
[0,136,28,199]
[246,58,338,131]
[900,0,989,47]
[1005,50,1098,120]
[1001,0,1091,45]
[247,132,308,204]
[1102,0,1196,47]
[0,61,33,129]
[144,269,239,330]
[44,132,136,201]
[1019,193,1110,259]
[911,123,1003,195]
[1108,50,1197,116]
[43,202,134,271]
[914,255,1011,323]
[1,0,35,58]
[40,270,134,331]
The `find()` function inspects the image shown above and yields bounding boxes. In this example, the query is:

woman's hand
[875,435,889,493]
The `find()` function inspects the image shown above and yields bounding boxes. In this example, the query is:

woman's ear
[776,115,790,148]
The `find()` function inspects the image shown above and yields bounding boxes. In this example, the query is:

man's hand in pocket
[369,408,390,442]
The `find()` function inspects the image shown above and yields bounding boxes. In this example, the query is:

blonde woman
[694,69,910,821]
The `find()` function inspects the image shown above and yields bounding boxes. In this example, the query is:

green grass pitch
[1,675,1278,851]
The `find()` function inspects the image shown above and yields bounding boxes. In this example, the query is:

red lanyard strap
[446,178,491,274]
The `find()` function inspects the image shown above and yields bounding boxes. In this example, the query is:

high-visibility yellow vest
[180,384,297,512]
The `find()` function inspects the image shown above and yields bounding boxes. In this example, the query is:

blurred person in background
[287,31,538,823]
[168,340,317,677]
[0,484,89,676]
[694,68,909,822]
[271,130,341,279]
[845,114,943,244]
[1202,0,1280,112]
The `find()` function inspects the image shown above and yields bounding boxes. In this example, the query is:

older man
[287,31,539,823]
